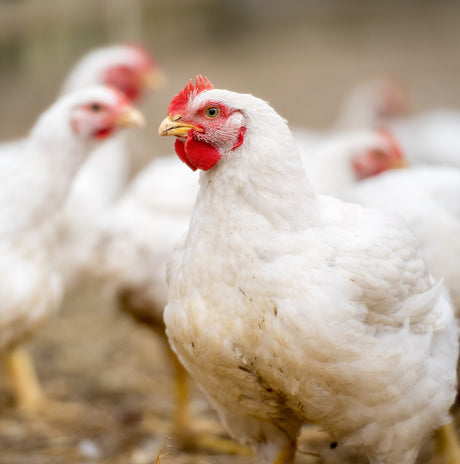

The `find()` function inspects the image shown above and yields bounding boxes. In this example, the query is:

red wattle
[232,126,246,150]
[94,126,114,140]
[185,137,221,171]
[174,139,197,171]
[174,135,221,171]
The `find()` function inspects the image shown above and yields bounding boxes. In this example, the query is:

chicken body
[162,84,458,464]
[343,165,460,315]
[93,155,197,323]
[0,142,64,350]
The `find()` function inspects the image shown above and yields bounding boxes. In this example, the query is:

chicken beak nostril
[158,116,202,137]
[158,116,174,136]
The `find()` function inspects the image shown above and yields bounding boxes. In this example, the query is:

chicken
[342,165,460,315]
[93,155,197,320]
[159,76,459,464]
[0,45,158,162]
[303,131,460,315]
[0,86,144,413]
[91,157,249,453]
[300,129,407,195]
[58,44,162,288]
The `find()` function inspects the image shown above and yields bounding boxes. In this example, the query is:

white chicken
[300,129,407,195]
[0,86,144,412]
[57,44,162,288]
[0,45,161,289]
[159,76,459,464]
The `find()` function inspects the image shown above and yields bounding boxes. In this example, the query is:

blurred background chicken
[299,129,406,195]
[0,86,144,414]
[89,155,197,438]
[57,44,163,289]
[0,44,163,290]
[301,130,460,318]
[343,161,460,316]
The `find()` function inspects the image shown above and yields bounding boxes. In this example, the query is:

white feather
[0,86,122,351]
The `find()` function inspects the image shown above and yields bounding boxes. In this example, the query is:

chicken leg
[3,346,46,412]
[169,347,190,435]
[118,289,251,454]
[434,422,460,464]
[167,341,252,455]
[272,439,297,464]
[3,346,84,420]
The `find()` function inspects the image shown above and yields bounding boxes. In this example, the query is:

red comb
[107,85,131,106]
[168,75,213,115]
[376,128,405,160]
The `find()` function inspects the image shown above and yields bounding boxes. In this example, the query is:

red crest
[168,75,213,116]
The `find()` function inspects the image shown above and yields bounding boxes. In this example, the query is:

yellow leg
[273,439,297,464]
[3,346,46,412]
[190,432,253,455]
[434,422,460,464]
[167,348,252,455]
[170,349,189,434]
[3,346,84,420]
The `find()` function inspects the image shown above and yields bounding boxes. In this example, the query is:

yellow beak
[158,115,202,137]
[393,158,410,169]
[115,107,145,128]
[142,69,166,90]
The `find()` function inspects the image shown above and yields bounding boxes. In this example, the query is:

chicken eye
[90,103,103,112]
[204,107,220,119]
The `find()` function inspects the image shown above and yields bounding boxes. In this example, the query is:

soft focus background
[0,1,459,463]
[2,0,460,149]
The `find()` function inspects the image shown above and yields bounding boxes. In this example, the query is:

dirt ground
[1,1,460,463]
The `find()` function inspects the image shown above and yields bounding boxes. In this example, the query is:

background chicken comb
[168,75,214,115]
[106,85,131,106]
